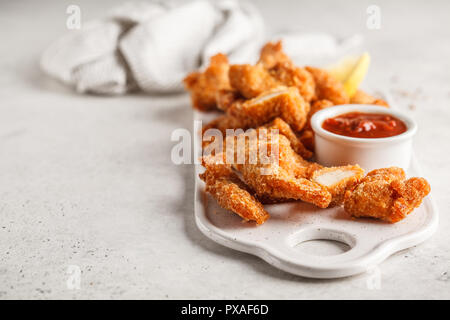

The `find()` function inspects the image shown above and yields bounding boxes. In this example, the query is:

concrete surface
[1,0,449,299]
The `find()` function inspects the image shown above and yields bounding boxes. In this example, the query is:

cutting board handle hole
[294,239,351,256]
[287,228,356,256]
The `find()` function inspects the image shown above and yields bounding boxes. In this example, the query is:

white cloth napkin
[41,0,264,94]
[273,31,363,67]
[41,0,362,95]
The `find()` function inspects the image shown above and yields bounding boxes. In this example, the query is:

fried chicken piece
[203,116,312,159]
[299,129,315,151]
[268,62,316,102]
[230,42,316,102]
[259,42,316,102]
[310,99,334,117]
[202,115,243,135]
[299,99,333,150]
[350,89,389,107]
[200,162,269,224]
[207,86,309,134]
[305,99,334,129]
[264,118,313,159]
[259,40,292,69]
[306,66,349,105]
[234,131,331,208]
[227,87,310,131]
[243,168,331,208]
[204,129,331,208]
[183,53,231,111]
[203,85,311,143]
[311,165,365,206]
[229,63,316,103]
[216,89,242,111]
[343,167,431,223]
[228,63,280,99]
[201,114,246,150]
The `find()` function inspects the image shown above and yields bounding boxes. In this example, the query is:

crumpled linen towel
[40,0,264,95]
[41,0,363,95]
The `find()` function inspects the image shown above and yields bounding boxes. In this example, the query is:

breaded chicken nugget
[305,99,334,129]
[200,162,269,225]
[259,40,292,69]
[350,89,389,107]
[310,99,334,117]
[344,167,431,223]
[203,116,312,159]
[227,87,310,131]
[228,63,279,99]
[215,89,242,111]
[230,130,331,208]
[202,129,332,209]
[243,167,332,208]
[299,129,315,151]
[183,53,231,111]
[258,42,316,102]
[268,62,316,102]
[311,165,365,206]
[264,118,313,159]
[230,43,316,103]
[306,66,349,105]
[201,115,246,150]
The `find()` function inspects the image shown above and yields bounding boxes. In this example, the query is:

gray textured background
[1,0,449,299]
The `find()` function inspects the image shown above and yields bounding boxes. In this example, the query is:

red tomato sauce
[322,112,407,138]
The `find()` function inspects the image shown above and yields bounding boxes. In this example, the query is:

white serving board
[193,95,438,279]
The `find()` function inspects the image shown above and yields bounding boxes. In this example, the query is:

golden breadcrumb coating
[228,63,279,99]
[203,116,312,159]
[259,42,316,102]
[268,62,316,102]
[232,130,331,208]
[215,89,242,111]
[200,162,269,224]
[259,40,292,69]
[343,167,431,223]
[298,99,334,150]
[264,118,313,159]
[306,66,349,105]
[201,115,246,150]
[311,165,365,206]
[227,87,310,131]
[231,41,316,102]
[310,99,334,116]
[183,53,231,111]
[202,130,331,209]
[350,89,389,107]
[305,99,334,130]
[299,129,315,151]
[202,115,244,135]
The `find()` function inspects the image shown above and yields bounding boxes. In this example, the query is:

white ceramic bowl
[310,104,417,172]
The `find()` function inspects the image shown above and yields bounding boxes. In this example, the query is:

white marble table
[1,0,449,299]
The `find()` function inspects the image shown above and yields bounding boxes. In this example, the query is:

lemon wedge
[327,52,371,98]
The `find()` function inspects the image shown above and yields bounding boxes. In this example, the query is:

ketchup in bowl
[322,112,407,139]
